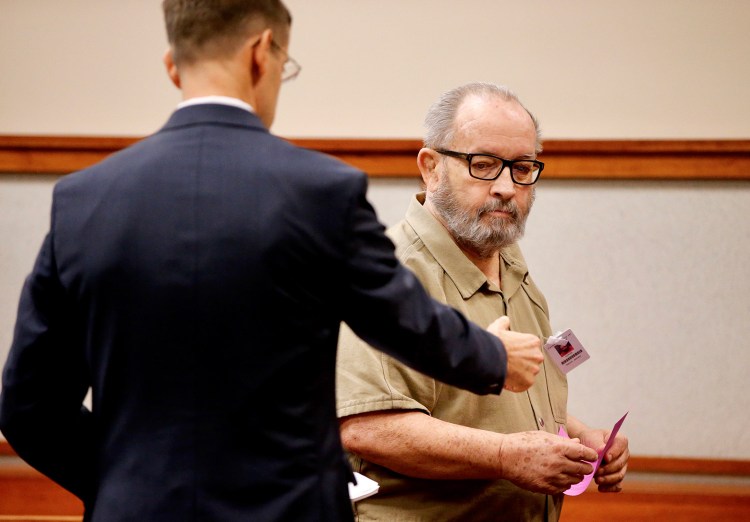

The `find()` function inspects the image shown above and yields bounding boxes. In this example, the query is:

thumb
[494,315,511,331]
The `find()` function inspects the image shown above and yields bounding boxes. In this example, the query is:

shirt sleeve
[336,323,438,418]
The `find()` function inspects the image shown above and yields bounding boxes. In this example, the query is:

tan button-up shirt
[336,193,568,522]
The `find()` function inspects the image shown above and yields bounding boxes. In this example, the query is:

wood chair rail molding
[1,136,749,180]
[1,439,748,476]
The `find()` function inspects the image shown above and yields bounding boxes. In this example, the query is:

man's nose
[490,166,516,198]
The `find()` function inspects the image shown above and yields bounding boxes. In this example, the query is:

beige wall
[1,0,749,459]
[2,0,749,138]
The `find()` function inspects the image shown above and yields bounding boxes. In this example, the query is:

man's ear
[163,48,181,89]
[417,148,441,191]
[249,28,274,87]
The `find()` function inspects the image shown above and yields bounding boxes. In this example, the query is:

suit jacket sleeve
[0,228,95,502]
[339,176,506,395]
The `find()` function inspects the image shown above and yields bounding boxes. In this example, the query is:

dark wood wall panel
[1,136,748,180]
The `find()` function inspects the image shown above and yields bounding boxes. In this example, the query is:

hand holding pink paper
[558,412,628,496]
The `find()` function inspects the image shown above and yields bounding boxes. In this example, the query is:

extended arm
[340,410,597,494]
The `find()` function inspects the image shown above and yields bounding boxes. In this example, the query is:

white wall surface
[2,0,749,138]
[1,0,749,459]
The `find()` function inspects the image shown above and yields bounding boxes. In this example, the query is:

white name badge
[544,328,590,373]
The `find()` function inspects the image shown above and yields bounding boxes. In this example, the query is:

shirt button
[538,417,545,428]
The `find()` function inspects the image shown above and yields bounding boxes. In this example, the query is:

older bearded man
[336,83,629,522]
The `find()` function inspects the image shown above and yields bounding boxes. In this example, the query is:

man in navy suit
[0,1,545,520]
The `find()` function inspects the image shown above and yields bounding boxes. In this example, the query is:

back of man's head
[163,0,291,66]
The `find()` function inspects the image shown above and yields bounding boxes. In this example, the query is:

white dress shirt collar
[177,95,255,114]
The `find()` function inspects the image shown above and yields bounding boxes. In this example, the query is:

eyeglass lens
[469,155,541,184]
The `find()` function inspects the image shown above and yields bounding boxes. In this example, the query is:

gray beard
[430,180,534,259]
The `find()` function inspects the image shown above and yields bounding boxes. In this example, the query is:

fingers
[564,460,595,479]
[502,334,543,392]
[490,318,542,393]
[505,366,537,392]
[555,438,598,473]
[529,344,544,366]
[596,465,626,492]
[502,432,610,495]
[596,435,629,477]
[596,458,628,489]
[598,449,628,476]
[549,465,591,493]
[564,440,599,463]
[488,315,511,333]
[594,436,628,492]
[596,467,626,487]
[500,429,626,496]
[552,435,595,459]
[503,358,541,392]
[599,484,623,493]
[602,435,630,468]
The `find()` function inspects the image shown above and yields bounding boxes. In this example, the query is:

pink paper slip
[558,412,628,496]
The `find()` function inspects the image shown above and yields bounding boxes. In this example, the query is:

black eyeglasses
[270,40,301,82]
[435,149,544,185]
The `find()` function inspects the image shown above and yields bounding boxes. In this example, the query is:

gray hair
[422,82,543,154]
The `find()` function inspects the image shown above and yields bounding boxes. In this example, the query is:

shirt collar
[404,192,529,300]
[177,96,255,114]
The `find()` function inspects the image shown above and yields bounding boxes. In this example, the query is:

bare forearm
[340,411,599,494]
[340,411,505,480]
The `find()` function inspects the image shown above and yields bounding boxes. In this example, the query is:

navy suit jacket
[0,104,506,521]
